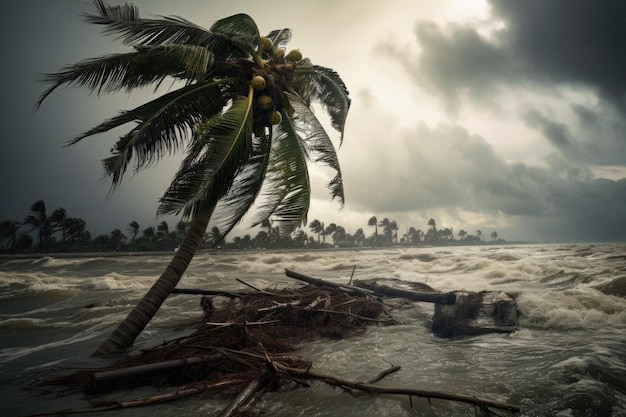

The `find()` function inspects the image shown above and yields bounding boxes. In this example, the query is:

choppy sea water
[1,243,625,417]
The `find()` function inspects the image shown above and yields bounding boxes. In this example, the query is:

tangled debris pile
[29,278,520,417]
[32,286,391,414]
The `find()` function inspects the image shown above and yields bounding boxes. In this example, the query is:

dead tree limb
[18,380,242,417]
[354,282,457,304]
[171,288,240,298]
[272,361,520,413]
[217,378,264,417]
[284,269,375,297]
[92,356,220,387]
[285,269,457,304]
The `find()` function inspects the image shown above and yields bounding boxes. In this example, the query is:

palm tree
[50,207,68,246]
[65,217,88,248]
[476,230,482,241]
[367,216,378,238]
[490,231,498,241]
[128,221,140,242]
[331,225,345,246]
[308,219,324,243]
[37,2,350,355]
[324,223,337,242]
[0,220,21,251]
[457,229,467,240]
[23,200,52,251]
[352,227,365,247]
[390,220,399,243]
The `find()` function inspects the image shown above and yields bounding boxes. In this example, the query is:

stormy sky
[1,0,625,243]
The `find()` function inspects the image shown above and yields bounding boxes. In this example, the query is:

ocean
[1,243,625,416]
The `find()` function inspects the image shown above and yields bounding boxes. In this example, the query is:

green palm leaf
[252,111,311,235]
[79,79,232,186]
[288,93,345,206]
[207,133,273,239]
[158,87,255,219]
[293,60,351,143]
[85,1,257,60]
[265,28,292,49]
[36,45,214,108]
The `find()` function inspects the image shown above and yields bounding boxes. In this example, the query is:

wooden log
[284,269,375,297]
[92,355,220,386]
[170,288,240,298]
[285,269,455,304]
[355,282,456,305]
[217,378,264,417]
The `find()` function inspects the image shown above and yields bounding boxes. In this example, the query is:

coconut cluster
[250,37,303,137]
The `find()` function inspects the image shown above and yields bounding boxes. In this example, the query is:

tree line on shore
[1,199,502,254]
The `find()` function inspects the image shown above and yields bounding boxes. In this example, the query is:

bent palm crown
[37,1,350,238]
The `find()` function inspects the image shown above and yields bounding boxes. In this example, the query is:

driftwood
[285,268,375,296]
[354,281,456,304]
[92,355,221,388]
[222,348,521,414]
[286,269,456,304]
[171,288,240,298]
[272,361,520,413]
[217,378,264,417]
[18,380,243,417]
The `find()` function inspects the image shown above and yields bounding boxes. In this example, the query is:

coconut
[286,49,302,62]
[251,76,266,91]
[274,48,285,60]
[260,37,273,52]
[271,111,283,125]
[256,95,272,110]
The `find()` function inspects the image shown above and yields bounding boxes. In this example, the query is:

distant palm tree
[308,219,325,243]
[378,218,392,244]
[352,227,365,246]
[37,3,349,355]
[50,207,68,245]
[390,220,399,243]
[128,221,140,242]
[23,200,51,251]
[476,230,482,241]
[324,223,337,242]
[331,225,345,245]
[367,216,378,239]
[458,229,467,240]
[0,220,21,251]
[109,228,127,251]
[65,217,88,246]
[490,231,498,241]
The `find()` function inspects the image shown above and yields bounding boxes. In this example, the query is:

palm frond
[293,62,351,144]
[251,111,311,235]
[158,87,255,218]
[36,45,214,108]
[75,79,231,187]
[207,133,273,239]
[265,29,292,49]
[208,13,260,59]
[288,93,345,206]
[84,0,212,47]
[133,44,214,82]
[85,2,256,60]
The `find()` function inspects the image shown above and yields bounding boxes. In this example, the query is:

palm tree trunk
[93,209,213,356]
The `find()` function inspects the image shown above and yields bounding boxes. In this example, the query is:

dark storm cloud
[379,0,626,171]
[345,122,626,242]
[410,21,513,111]
[489,0,626,108]
[402,0,626,111]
